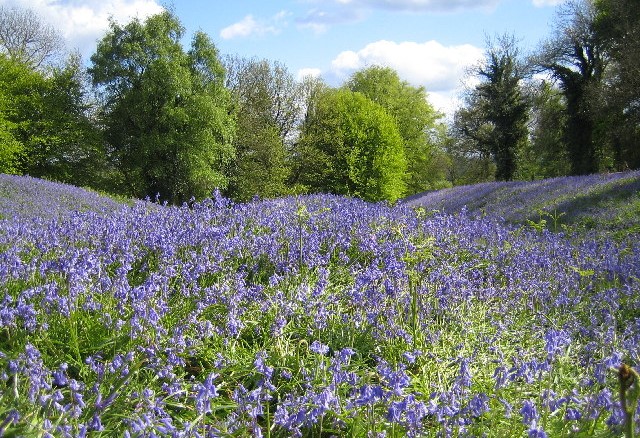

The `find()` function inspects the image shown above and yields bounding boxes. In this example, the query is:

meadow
[1,172,639,437]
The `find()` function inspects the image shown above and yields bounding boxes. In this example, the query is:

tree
[295,89,406,202]
[0,53,105,184]
[454,35,530,181]
[594,0,640,168]
[89,12,235,203]
[534,0,607,175]
[0,5,63,68]
[224,57,302,201]
[516,81,570,180]
[448,99,497,185]
[0,69,23,174]
[346,66,449,194]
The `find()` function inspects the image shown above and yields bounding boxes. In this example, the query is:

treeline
[0,0,638,204]
[450,0,640,184]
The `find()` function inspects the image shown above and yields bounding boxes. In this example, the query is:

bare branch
[0,5,64,68]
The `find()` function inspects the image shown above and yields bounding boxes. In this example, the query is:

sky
[1,0,566,116]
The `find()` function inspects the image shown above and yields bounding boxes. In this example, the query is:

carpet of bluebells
[1,173,639,437]
[404,170,640,232]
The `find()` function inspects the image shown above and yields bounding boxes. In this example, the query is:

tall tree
[516,81,570,180]
[535,0,607,175]
[0,53,102,184]
[295,89,406,202]
[0,58,24,174]
[0,5,63,68]
[224,57,301,201]
[454,35,530,181]
[594,0,640,168]
[448,96,497,185]
[89,12,235,203]
[346,66,448,194]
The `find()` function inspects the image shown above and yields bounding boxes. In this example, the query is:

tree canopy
[224,57,303,201]
[454,35,529,181]
[296,88,407,202]
[346,66,448,193]
[2,2,640,203]
[89,11,235,203]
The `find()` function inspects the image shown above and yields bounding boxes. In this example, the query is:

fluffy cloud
[220,11,290,40]
[331,40,483,91]
[296,67,322,81]
[1,0,164,55]
[326,39,484,116]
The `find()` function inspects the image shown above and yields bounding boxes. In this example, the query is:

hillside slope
[0,174,127,220]
[403,170,640,232]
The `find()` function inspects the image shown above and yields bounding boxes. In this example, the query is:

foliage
[296,88,407,202]
[346,66,449,194]
[594,0,640,169]
[0,68,23,174]
[516,81,570,180]
[534,0,607,175]
[448,100,497,185]
[454,35,530,182]
[0,54,42,175]
[224,57,301,201]
[89,11,235,204]
[1,173,640,436]
[0,53,103,185]
[31,55,107,187]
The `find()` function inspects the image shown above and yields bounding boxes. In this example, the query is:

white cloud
[531,0,566,6]
[2,0,165,55]
[331,40,483,91]
[329,39,484,117]
[220,11,290,40]
[220,15,260,39]
[297,67,322,81]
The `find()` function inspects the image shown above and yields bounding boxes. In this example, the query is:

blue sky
[2,0,566,115]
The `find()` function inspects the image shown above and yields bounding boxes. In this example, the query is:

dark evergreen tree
[453,35,529,181]
[535,0,606,175]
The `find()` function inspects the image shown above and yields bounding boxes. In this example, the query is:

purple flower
[457,357,472,387]
[194,373,218,414]
[528,426,548,438]
[310,340,330,355]
[352,385,386,407]
[521,400,539,426]
[52,363,68,387]
[254,351,274,381]
[468,393,490,417]
[565,407,582,421]
[387,399,407,422]
[402,350,421,364]
[0,409,20,435]
[544,329,570,360]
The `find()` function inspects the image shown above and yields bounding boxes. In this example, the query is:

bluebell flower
[565,407,582,421]
[528,426,548,438]
[468,393,490,417]
[310,340,330,355]
[521,400,539,426]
